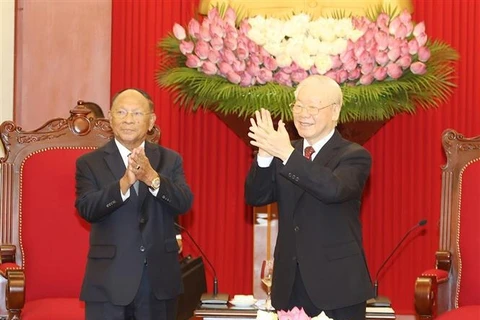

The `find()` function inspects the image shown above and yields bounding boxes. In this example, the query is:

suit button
[140,245,145,252]
[140,217,146,224]
[294,226,300,232]
[292,256,297,261]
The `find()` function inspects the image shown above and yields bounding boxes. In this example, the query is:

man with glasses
[75,88,193,320]
[245,75,373,320]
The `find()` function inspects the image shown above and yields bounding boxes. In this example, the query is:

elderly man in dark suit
[75,88,193,320]
[245,75,373,320]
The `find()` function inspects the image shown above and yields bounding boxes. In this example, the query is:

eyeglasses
[111,109,153,119]
[289,102,336,115]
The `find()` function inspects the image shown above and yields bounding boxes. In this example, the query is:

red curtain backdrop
[111,0,480,314]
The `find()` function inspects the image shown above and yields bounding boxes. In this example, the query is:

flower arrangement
[256,307,333,320]
[156,5,458,122]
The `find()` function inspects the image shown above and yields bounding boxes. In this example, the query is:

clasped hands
[248,108,294,162]
[120,147,157,193]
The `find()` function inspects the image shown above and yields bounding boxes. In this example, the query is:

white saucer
[255,299,275,311]
[229,299,257,307]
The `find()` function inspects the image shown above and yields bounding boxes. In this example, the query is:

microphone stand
[367,219,427,307]
[175,223,229,304]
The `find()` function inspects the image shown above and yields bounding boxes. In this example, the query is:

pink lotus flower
[348,68,361,80]
[373,66,388,81]
[239,72,254,86]
[330,55,342,70]
[224,35,238,51]
[394,23,408,39]
[179,41,194,55]
[418,46,431,62]
[277,307,310,320]
[374,31,389,50]
[173,23,186,40]
[410,61,427,75]
[221,49,236,64]
[207,50,221,63]
[387,47,401,62]
[396,55,412,69]
[376,13,390,32]
[185,54,202,68]
[227,71,241,84]
[264,56,278,71]
[194,40,210,60]
[416,32,428,47]
[246,61,260,76]
[413,22,426,37]
[187,19,200,39]
[201,61,218,75]
[408,39,419,54]
[336,70,349,84]
[274,71,293,86]
[218,62,233,76]
[236,42,250,60]
[360,73,375,85]
[232,60,246,73]
[210,36,224,51]
[361,62,375,75]
[290,69,308,84]
[224,7,236,27]
[210,23,225,39]
[257,69,274,84]
[387,62,403,79]
[375,51,389,66]
[199,25,212,41]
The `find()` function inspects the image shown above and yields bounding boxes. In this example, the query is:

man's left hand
[129,147,158,186]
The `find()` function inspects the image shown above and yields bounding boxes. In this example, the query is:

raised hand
[248,108,294,162]
[129,147,157,185]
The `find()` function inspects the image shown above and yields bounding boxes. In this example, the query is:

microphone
[175,223,229,304]
[367,219,427,307]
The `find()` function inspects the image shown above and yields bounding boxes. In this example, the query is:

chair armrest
[415,251,451,320]
[0,244,16,263]
[0,245,25,319]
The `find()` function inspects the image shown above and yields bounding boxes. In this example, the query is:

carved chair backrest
[0,105,160,301]
[439,129,480,308]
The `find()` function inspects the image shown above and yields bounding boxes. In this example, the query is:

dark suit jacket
[75,140,193,305]
[245,130,373,310]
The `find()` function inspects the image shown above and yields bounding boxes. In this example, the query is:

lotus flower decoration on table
[255,307,334,320]
[156,5,458,123]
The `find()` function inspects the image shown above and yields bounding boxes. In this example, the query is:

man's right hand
[120,158,138,195]
[249,109,274,157]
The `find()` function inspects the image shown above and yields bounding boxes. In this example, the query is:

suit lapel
[289,131,343,212]
[104,140,126,180]
[312,130,343,166]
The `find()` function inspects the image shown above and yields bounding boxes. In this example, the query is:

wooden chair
[414,129,480,319]
[0,103,160,320]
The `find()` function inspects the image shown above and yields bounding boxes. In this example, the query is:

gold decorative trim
[455,157,480,308]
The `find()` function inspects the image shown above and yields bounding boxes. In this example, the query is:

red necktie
[304,146,315,161]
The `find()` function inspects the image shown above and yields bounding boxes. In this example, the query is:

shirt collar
[114,139,145,167]
[303,129,335,160]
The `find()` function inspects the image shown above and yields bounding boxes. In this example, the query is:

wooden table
[194,303,257,318]
[194,304,396,319]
